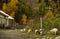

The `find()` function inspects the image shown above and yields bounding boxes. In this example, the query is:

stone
[55,36,60,39]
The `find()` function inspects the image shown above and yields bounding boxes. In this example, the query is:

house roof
[8,16,14,19]
[0,10,14,19]
[0,10,8,17]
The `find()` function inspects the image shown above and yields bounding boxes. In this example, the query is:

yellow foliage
[22,14,27,25]
[8,0,18,10]
[46,10,53,17]
[48,0,52,2]
[8,0,18,7]
[10,11,15,17]
[44,10,53,19]
[2,3,7,12]
[26,2,30,7]
[2,0,18,16]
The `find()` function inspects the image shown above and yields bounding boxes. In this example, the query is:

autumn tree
[14,0,25,24]
[14,0,33,24]
[2,0,18,17]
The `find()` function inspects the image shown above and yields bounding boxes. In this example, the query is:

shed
[0,10,14,28]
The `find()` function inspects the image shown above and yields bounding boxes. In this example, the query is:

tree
[2,0,18,15]
[25,3,33,19]
[3,0,11,4]
[2,3,7,12]
[14,0,33,24]
[39,0,57,29]
[14,0,25,24]
[38,1,47,30]
[22,14,27,25]
[0,0,4,10]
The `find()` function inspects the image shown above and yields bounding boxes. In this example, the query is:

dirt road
[0,30,36,39]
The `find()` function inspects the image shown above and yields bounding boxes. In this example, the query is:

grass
[18,30,56,39]
[14,28,60,39]
[0,28,59,39]
[0,28,60,39]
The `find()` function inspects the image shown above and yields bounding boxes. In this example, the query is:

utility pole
[40,17,43,35]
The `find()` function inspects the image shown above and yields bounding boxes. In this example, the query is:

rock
[36,38,40,39]
[42,38,46,39]
[55,36,60,39]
